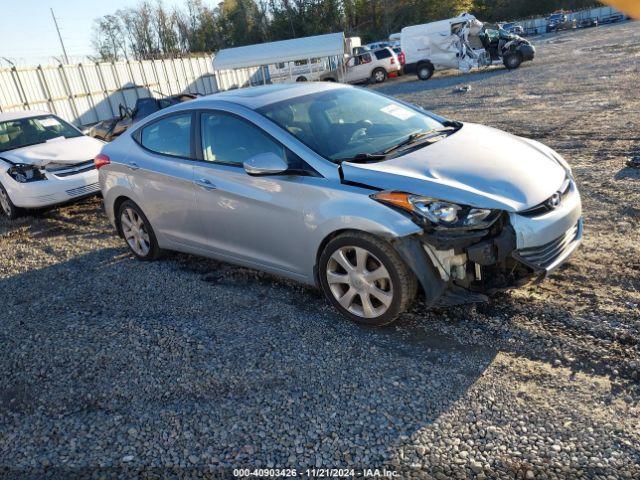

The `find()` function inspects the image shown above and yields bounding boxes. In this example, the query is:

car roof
[0,110,52,122]
[184,82,350,110]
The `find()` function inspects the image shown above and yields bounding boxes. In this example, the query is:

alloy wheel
[375,70,385,82]
[326,246,394,318]
[121,207,151,256]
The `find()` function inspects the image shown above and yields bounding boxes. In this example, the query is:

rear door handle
[128,162,140,170]
[194,178,217,190]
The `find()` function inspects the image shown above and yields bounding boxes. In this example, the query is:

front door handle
[194,178,217,190]
[128,161,140,170]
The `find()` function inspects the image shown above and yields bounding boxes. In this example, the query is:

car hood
[0,135,104,167]
[341,123,567,212]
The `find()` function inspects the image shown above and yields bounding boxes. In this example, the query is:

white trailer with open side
[213,33,399,87]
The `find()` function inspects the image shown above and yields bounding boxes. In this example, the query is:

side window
[140,114,192,157]
[201,112,285,166]
[361,53,372,64]
[374,49,391,60]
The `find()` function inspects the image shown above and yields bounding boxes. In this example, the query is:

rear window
[140,114,192,158]
[374,49,392,60]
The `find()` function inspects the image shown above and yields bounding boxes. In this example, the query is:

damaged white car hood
[341,123,567,212]
[1,136,104,167]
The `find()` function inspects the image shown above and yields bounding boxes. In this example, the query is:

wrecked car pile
[87,93,198,142]
[402,14,535,80]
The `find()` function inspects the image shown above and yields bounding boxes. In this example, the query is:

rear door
[131,113,200,246]
[373,48,396,71]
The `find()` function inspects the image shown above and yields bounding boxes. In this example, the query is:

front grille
[48,160,95,178]
[519,177,572,217]
[515,221,580,269]
[66,182,100,197]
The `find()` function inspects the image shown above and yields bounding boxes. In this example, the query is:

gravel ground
[1,21,639,480]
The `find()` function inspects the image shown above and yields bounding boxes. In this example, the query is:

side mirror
[243,152,289,176]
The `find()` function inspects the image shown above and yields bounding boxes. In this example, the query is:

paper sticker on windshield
[380,104,415,120]
[37,118,61,128]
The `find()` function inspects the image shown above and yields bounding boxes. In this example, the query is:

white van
[402,13,535,80]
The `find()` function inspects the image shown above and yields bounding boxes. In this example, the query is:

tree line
[92,0,602,61]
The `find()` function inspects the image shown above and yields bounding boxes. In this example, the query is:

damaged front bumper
[394,181,583,308]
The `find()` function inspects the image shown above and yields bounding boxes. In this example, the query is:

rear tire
[296,76,308,82]
[117,200,161,261]
[318,232,417,326]
[503,52,523,70]
[371,68,387,84]
[417,62,434,80]
[0,181,21,220]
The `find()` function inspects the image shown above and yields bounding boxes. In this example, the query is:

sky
[0,0,184,66]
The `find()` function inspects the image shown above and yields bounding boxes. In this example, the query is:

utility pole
[50,8,69,64]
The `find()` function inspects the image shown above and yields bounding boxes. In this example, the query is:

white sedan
[0,111,104,219]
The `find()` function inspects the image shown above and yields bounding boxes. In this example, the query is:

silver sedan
[97,83,582,325]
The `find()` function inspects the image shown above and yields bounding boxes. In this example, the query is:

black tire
[416,62,434,81]
[117,199,161,261]
[318,232,417,326]
[0,181,22,220]
[503,52,523,70]
[296,76,308,82]
[371,67,387,84]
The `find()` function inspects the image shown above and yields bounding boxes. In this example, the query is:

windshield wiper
[382,127,457,156]
[382,131,434,155]
[335,152,388,163]
[334,125,461,164]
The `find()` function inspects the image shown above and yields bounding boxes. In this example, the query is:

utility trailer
[213,33,352,87]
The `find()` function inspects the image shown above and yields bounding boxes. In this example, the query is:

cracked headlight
[7,164,47,183]
[371,191,499,230]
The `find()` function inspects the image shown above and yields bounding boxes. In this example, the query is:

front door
[345,52,373,83]
[192,111,315,276]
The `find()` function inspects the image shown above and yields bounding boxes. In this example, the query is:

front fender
[306,189,424,284]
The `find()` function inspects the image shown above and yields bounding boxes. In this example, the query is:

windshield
[0,115,82,152]
[257,88,445,162]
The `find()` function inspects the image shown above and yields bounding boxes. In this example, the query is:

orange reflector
[371,191,413,211]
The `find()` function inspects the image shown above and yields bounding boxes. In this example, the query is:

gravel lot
[1,21,639,479]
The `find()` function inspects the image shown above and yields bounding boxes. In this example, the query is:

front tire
[0,181,21,220]
[318,232,417,326]
[117,200,161,261]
